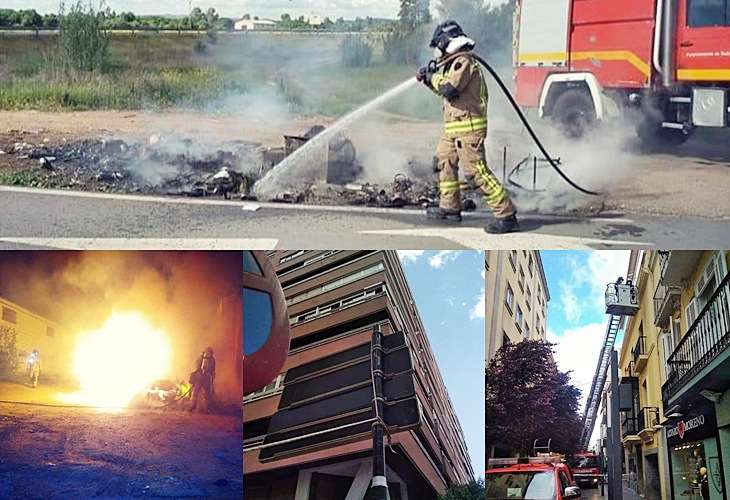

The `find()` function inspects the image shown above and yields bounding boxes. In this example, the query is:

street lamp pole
[371,325,388,500]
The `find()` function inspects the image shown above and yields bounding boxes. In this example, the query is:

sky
[7,0,507,20]
[398,250,486,478]
[541,250,631,448]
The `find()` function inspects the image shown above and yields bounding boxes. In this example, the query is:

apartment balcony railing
[637,407,660,443]
[638,407,659,431]
[662,270,730,407]
[632,335,648,373]
[653,282,681,327]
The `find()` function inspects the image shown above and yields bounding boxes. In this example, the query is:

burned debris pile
[5,135,263,197]
[1,126,478,209]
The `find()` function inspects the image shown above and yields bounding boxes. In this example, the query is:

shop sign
[666,404,717,446]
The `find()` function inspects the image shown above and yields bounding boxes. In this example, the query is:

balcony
[632,335,648,373]
[637,407,659,444]
[654,283,681,326]
[662,270,730,407]
[621,411,641,445]
[658,251,703,287]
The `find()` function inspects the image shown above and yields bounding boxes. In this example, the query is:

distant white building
[234,19,276,31]
[308,15,323,26]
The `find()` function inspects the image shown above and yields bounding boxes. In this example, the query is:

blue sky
[541,250,631,445]
[398,250,485,478]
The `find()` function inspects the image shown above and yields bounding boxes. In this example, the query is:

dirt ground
[0,381,243,500]
[1,109,730,219]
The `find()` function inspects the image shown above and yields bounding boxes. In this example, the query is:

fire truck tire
[637,120,693,147]
[551,89,596,139]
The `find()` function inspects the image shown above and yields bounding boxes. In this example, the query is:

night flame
[63,312,172,407]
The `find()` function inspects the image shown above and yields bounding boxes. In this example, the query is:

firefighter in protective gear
[189,346,216,413]
[417,20,519,234]
[27,349,42,388]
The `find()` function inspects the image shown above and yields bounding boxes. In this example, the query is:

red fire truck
[568,453,601,488]
[513,0,730,144]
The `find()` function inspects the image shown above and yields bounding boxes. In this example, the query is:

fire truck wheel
[637,120,693,148]
[551,89,596,139]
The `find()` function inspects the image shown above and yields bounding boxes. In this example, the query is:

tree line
[0,7,394,32]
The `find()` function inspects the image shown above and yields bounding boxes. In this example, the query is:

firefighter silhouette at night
[26,349,42,388]
[189,346,216,413]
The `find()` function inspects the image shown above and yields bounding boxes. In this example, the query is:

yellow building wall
[1,297,71,378]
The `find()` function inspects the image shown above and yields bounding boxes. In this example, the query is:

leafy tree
[58,1,110,73]
[398,0,431,32]
[438,479,486,500]
[19,9,43,27]
[437,0,516,65]
[486,339,582,457]
[0,326,23,381]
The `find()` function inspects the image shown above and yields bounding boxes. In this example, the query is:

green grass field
[0,32,441,119]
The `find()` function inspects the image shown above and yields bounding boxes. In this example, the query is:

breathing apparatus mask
[429,20,476,61]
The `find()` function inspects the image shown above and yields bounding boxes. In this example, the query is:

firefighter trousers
[435,131,516,219]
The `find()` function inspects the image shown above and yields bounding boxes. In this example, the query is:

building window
[516,306,523,331]
[2,307,17,324]
[290,285,385,326]
[485,252,489,270]
[502,331,510,347]
[526,286,532,311]
[279,250,306,264]
[524,324,530,340]
[536,313,541,331]
[509,250,517,271]
[243,373,285,402]
[505,283,514,314]
[528,254,534,277]
[47,326,55,338]
[518,266,525,292]
[286,262,385,306]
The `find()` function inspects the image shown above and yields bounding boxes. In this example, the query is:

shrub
[58,1,110,74]
[340,37,373,68]
[0,325,23,381]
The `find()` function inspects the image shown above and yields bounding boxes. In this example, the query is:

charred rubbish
[2,129,485,210]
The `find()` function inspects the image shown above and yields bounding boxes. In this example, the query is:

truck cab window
[688,0,729,27]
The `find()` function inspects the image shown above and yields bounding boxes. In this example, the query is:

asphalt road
[2,186,729,249]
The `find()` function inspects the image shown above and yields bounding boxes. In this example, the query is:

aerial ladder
[580,279,639,449]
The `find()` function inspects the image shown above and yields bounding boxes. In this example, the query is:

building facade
[243,251,473,500]
[617,250,730,500]
[485,250,550,362]
[0,296,69,378]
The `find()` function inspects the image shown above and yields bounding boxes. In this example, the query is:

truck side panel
[570,0,656,88]
[513,0,571,106]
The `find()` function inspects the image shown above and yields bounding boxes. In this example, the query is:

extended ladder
[580,314,622,449]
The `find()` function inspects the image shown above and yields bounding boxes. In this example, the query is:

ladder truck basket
[605,282,639,316]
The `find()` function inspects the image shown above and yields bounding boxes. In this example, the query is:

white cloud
[547,323,607,410]
[429,250,462,269]
[470,289,485,320]
[446,296,455,307]
[558,251,630,324]
[481,269,486,280]
[397,250,424,265]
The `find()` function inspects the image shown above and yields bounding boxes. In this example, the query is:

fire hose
[422,53,601,196]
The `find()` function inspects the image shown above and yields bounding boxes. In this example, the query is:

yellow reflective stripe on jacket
[439,180,461,195]
[431,73,446,90]
[444,116,487,134]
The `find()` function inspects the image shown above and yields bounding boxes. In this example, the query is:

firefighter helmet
[204,346,214,355]
[429,20,475,58]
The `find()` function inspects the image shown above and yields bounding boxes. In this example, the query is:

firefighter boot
[426,206,462,222]
[484,215,519,234]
